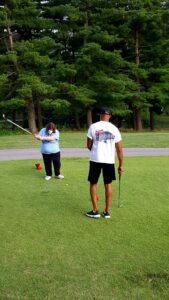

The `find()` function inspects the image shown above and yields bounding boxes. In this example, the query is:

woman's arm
[34,134,55,141]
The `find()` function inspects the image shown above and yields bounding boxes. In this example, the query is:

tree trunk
[84,11,89,44]
[86,108,92,127]
[117,116,123,128]
[12,109,16,131]
[133,108,142,131]
[7,27,14,51]
[6,26,18,72]
[135,29,140,65]
[4,25,18,100]
[34,95,43,130]
[27,99,37,133]
[74,111,81,130]
[149,108,155,131]
[133,29,143,131]
[36,102,43,130]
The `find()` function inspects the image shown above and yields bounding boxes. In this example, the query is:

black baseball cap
[99,107,112,115]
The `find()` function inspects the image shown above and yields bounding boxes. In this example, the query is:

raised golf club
[2,114,42,169]
[2,114,32,135]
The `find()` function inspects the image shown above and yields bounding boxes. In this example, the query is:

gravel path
[0,148,169,161]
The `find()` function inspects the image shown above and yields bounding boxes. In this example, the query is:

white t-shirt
[87,121,122,164]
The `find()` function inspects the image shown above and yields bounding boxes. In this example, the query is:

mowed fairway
[0,157,169,299]
[1,131,169,149]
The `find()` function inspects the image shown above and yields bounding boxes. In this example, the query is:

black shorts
[88,161,116,184]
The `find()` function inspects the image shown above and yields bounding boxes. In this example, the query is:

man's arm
[87,137,93,151]
[115,141,123,176]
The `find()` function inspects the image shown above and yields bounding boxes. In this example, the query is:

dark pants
[42,152,61,176]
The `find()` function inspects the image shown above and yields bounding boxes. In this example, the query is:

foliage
[0,0,169,130]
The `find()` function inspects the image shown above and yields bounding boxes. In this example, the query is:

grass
[0,131,169,149]
[122,131,169,148]
[0,131,87,150]
[0,157,169,299]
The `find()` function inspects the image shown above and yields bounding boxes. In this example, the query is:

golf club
[118,174,123,208]
[2,114,42,170]
[2,114,32,135]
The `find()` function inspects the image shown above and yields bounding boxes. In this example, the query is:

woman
[34,122,64,180]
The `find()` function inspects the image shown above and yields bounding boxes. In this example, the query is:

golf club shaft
[118,174,121,208]
[3,116,32,135]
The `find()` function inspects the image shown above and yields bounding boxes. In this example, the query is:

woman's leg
[52,152,61,176]
[42,154,52,176]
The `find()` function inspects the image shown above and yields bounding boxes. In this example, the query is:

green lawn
[0,131,169,149]
[0,157,169,299]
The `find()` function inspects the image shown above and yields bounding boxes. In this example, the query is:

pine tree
[1,0,169,130]
[101,0,169,130]
[0,0,56,131]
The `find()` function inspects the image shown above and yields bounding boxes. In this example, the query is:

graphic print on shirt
[95,130,115,143]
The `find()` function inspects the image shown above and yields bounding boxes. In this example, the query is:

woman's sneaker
[55,174,64,179]
[86,210,100,218]
[45,176,52,180]
[102,211,111,219]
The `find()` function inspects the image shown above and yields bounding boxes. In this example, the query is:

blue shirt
[39,128,60,154]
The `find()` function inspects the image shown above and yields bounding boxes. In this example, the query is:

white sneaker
[55,174,64,179]
[45,176,52,180]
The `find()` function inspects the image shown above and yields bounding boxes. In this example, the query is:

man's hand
[87,137,93,151]
[118,166,123,176]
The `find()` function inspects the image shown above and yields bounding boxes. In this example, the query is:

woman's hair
[46,122,56,133]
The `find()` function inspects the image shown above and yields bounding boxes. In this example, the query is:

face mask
[48,130,53,134]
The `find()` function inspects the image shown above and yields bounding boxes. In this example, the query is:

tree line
[0,0,169,131]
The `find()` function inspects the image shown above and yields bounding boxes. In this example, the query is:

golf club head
[2,114,6,119]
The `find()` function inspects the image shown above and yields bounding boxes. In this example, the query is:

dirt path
[0,148,169,161]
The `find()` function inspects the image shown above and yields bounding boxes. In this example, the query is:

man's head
[99,107,112,121]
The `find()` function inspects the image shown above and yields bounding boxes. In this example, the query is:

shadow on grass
[126,272,169,290]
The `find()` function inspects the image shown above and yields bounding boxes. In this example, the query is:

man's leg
[90,183,99,211]
[86,162,101,217]
[102,163,115,214]
[104,183,112,212]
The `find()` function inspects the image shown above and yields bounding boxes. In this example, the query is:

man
[86,107,123,219]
